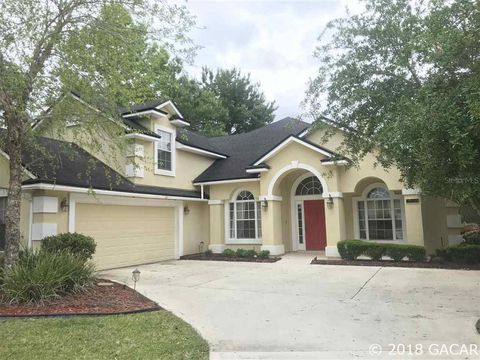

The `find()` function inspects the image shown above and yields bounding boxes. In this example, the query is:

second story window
[154,125,175,176]
[157,130,172,170]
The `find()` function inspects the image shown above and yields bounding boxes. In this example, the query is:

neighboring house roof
[14,136,203,199]
[193,117,311,183]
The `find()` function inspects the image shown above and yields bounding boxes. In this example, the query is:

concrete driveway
[102,253,480,359]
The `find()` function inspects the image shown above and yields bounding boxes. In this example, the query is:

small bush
[245,249,257,257]
[205,249,213,257]
[235,249,249,258]
[436,244,480,264]
[258,250,270,259]
[364,243,384,261]
[463,230,480,245]
[1,249,94,304]
[222,249,235,257]
[41,233,96,261]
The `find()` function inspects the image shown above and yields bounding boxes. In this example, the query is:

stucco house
[0,94,463,269]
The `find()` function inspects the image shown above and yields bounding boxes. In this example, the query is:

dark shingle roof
[122,117,160,139]
[193,117,310,183]
[177,129,228,157]
[18,136,203,199]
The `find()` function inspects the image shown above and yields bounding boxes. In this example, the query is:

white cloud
[179,0,362,120]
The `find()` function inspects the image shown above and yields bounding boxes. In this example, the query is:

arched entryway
[290,173,327,251]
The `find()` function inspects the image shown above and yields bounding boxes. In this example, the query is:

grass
[0,311,209,360]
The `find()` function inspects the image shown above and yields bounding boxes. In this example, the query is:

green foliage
[258,250,270,259]
[222,249,235,257]
[337,240,426,262]
[1,249,94,304]
[306,0,480,215]
[204,249,213,257]
[364,243,384,261]
[234,249,257,258]
[336,240,368,260]
[463,230,480,245]
[436,244,480,264]
[40,233,96,261]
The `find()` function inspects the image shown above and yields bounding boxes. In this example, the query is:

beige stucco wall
[183,201,210,254]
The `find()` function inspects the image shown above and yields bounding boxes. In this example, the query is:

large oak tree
[305,0,480,218]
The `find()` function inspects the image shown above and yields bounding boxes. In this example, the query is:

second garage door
[76,203,175,270]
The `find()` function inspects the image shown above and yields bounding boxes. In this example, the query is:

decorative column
[402,189,424,246]
[208,200,225,253]
[324,194,346,257]
[259,196,285,255]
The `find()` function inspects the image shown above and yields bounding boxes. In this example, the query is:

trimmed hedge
[436,244,480,264]
[258,250,270,259]
[41,233,96,261]
[337,240,426,262]
[222,249,235,257]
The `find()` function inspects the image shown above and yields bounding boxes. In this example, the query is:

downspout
[201,184,204,200]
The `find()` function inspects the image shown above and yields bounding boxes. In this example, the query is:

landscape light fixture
[132,268,141,290]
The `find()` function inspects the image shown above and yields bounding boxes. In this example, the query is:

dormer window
[154,125,175,176]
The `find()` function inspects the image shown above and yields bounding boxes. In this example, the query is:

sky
[180,0,363,121]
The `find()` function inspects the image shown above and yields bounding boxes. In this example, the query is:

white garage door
[76,203,175,270]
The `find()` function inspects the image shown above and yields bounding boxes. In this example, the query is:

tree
[0,0,195,268]
[305,0,480,217]
[200,67,277,134]
[169,76,229,136]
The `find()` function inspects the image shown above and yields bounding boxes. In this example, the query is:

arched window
[356,185,404,241]
[228,190,262,241]
[295,176,323,196]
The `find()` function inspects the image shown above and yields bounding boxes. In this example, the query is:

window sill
[360,239,406,244]
[154,169,175,177]
[226,238,263,245]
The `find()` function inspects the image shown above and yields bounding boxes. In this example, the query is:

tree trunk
[4,114,23,269]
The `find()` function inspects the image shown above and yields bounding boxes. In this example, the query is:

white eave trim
[176,142,227,159]
[122,109,168,119]
[0,149,37,179]
[246,168,269,173]
[124,133,159,142]
[193,178,260,186]
[21,183,207,202]
[156,100,184,119]
[170,119,190,127]
[321,160,349,166]
[253,136,334,166]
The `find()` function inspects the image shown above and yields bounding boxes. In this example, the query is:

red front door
[304,200,327,250]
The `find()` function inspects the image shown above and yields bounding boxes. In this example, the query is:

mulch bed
[180,253,281,263]
[0,279,160,318]
[310,258,480,270]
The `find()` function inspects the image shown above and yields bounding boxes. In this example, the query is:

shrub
[41,233,96,261]
[205,249,213,257]
[235,249,249,257]
[364,243,384,261]
[405,245,426,262]
[384,244,407,262]
[436,244,480,264]
[222,249,235,257]
[245,249,257,258]
[337,240,426,262]
[1,249,94,304]
[258,250,270,259]
[336,240,368,260]
[463,230,480,245]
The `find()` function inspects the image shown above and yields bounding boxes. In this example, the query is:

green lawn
[0,310,209,360]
